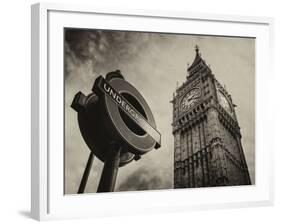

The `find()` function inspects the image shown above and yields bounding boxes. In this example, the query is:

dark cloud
[64,29,154,77]
[116,167,172,192]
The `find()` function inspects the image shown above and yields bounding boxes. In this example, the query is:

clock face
[217,90,232,115]
[180,87,201,112]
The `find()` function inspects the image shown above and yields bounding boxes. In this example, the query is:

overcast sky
[64,29,255,194]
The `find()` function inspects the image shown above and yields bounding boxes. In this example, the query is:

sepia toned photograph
[64,28,255,194]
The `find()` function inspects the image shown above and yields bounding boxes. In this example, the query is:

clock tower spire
[172,46,251,188]
[187,45,211,77]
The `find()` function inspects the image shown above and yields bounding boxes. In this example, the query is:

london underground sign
[93,75,161,152]
[72,70,161,193]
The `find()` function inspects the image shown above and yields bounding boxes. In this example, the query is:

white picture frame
[31,2,274,221]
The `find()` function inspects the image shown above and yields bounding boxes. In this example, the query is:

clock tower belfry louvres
[172,46,251,188]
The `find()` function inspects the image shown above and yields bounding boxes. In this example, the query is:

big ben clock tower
[172,46,251,188]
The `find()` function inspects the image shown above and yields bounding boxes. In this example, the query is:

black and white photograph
[64,29,255,194]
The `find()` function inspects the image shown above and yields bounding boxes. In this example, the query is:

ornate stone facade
[172,46,251,188]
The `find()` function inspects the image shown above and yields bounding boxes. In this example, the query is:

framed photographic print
[31,2,274,221]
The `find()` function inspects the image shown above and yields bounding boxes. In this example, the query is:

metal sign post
[77,151,95,194]
[97,142,121,192]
